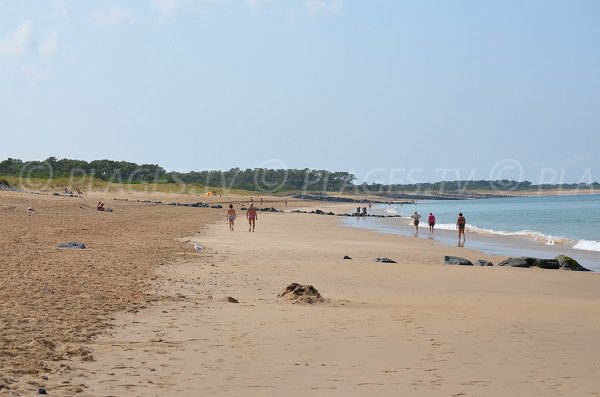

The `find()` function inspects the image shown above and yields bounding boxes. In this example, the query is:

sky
[1,0,599,184]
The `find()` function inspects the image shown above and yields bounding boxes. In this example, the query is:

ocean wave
[431,223,572,246]
[573,240,600,252]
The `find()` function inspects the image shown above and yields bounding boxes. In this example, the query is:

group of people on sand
[226,203,257,232]
[410,211,466,245]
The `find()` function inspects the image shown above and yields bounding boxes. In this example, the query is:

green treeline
[1,157,598,193]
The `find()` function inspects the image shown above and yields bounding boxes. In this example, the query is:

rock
[444,256,473,266]
[555,255,591,271]
[241,206,247,210]
[536,259,560,269]
[226,296,239,303]
[475,259,494,266]
[278,283,324,304]
[210,204,223,209]
[314,209,325,215]
[376,257,397,263]
[58,242,86,249]
[0,385,8,390]
[38,387,48,395]
[497,257,538,268]
[342,255,352,260]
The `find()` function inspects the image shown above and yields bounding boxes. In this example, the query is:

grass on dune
[0,175,264,196]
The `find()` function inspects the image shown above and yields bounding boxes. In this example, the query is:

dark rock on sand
[475,260,494,266]
[58,242,86,249]
[497,257,538,268]
[278,283,324,304]
[241,206,247,210]
[376,257,397,263]
[342,255,352,260]
[555,255,591,271]
[444,256,474,266]
[536,259,560,269]
[38,387,48,395]
[226,296,239,303]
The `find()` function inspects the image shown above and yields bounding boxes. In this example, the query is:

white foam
[573,240,600,252]
[432,223,572,246]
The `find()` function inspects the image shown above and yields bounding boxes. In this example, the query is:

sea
[342,194,600,272]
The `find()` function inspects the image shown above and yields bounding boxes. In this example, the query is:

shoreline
[341,215,600,272]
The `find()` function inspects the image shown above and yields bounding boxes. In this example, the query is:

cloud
[0,21,60,82]
[39,30,59,59]
[150,0,224,19]
[51,0,71,21]
[244,0,275,9]
[304,0,341,15]
[0,21,35,59]
[91,5,136,26]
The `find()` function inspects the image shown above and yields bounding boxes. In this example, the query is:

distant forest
[1,157,598,194]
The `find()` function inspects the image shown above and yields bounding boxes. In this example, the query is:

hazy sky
[1,0,599,183]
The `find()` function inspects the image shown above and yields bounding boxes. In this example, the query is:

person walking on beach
[457,212,466,245]
[227,204,236,231]
[247,204,258,232]
[411,211,421,233]
[428,212,436,233]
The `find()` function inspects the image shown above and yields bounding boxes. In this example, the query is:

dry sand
[2,192,600,396]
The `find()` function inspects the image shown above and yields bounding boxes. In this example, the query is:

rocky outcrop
[555,255,591,271]
[444,256,474,266]
[497,257,538,268]
[475,260,494,266]
[497,256,588,271]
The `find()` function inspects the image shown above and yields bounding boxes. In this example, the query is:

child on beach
[457,212,466,245]
[247,204,257,232]
[227,204,236,231]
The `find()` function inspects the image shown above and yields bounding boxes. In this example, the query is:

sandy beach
[2,191,600,396]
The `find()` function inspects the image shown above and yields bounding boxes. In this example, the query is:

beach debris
[226,296,239,303]
[58,242,86,249]
[194,243,204,253]
[475,260,494,266]
[342,255,352,260]
[555,255,591,271]
[38,387,48,394]
[444,256,474,266]
[376,257,397,263]
[278,283,324,304]
[27,206,37,212]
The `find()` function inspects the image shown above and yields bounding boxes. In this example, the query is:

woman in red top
[428,213,436,233]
